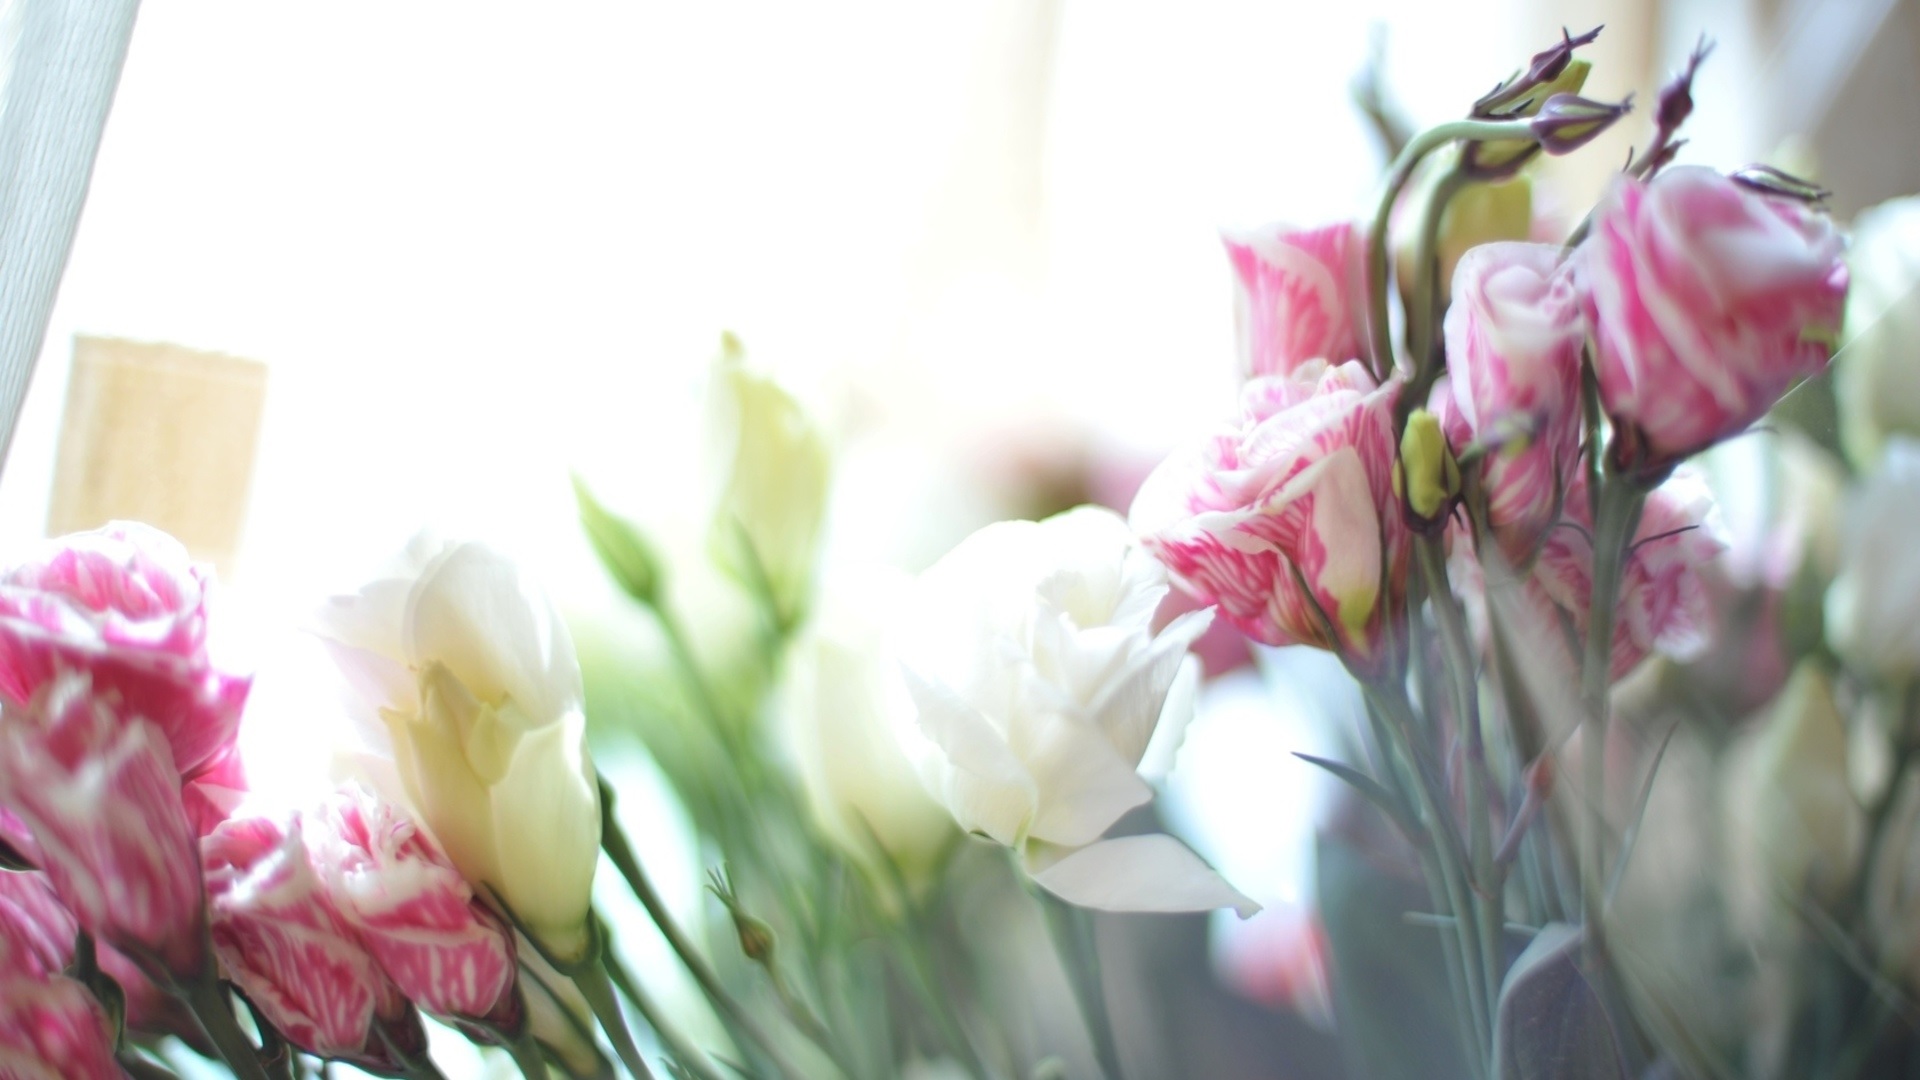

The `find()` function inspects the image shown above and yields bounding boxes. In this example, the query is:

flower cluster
[0,525,600,1076]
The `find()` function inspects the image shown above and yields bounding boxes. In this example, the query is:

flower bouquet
[3,20,1919,1080]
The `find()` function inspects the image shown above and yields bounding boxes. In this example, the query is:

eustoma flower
[314,536,601,963]
[1131,360,1409,678]
[0,871,76,977]
[204,814,427,1068]
[894,506,1256,916]
[1442,241,1585,563]
[310,785,520,1028]
[1576,165,1849,472]
[1530,471,1726,678]
[0,521,247,779]
[1223,222,1369,377]
[0,974,121,1079]
[0,673,206,981]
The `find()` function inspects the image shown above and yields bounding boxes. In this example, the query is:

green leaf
[1295,752,1421,847]
[574,475,665,608]
[1493,923,1629,1080]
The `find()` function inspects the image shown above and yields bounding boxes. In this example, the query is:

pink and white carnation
[1131,359,1409,678]
[0,672,207,981]
[1442,241,1586,564]
[310,785,520,1029]
[0,522,249,780]
[204,813,427,1069]
[1224,221,1371,378]
[1576,165,1849,471]
[0,973,121,1080]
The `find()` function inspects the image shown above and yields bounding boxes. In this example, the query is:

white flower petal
[1027,834,1260,917]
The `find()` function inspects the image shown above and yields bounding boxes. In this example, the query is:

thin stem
[1367,679,1493,1075]
[1366,118,1539,381]
[1578,476,1645,965]
[572,962,659,1080]
[1038,890,1124,1080]
[1417,535,1505,1033]
[893,909,991,1080]
[598,777,807,1080]
[180,976,271,1080]
[501,1030,553,1080]
[1397,165,1470,429]
[603,942,728,1080]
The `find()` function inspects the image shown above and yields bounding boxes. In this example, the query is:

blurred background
[2,1,1915,1076]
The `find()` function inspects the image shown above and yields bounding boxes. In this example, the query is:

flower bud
[0,673,206,981]
[1729,164,1829,205]
[1395,409,1461,525]
[707,334,831,634]
[1435,177,1532,293]
[1223,221,1370,377]
[574,476,664,609]
[1462,57,1593,181]
[1825,439,1920,683]
[1472,26,1602,118]
[0,974,120,1079]
[1654,38,1711,139]
[1530,93,1632,156]
[1836,195,1920,468]
[1738,663,1861,903]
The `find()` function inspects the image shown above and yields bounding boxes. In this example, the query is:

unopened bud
[1532,93,1632,156]
[573,476,664,608]
[732,911,777,964]
[1473,26,1602,119]
[1462,59,1593,180]
[1655,38,1713,136]
[1730,164,1830,205]
[1395,410,1461,525]
[1437,176,1532,290]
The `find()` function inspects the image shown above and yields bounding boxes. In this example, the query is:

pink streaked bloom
[1131,360,1409,678]
[311,786,519,1028]
[0,872,76,978]
[204,814,426,1069]
[0,673,205,979]
[1224,221,1370,378]
[1533,472,1727,677]
[0,974,120,1080]
[0,522,249,779]
[1577,166,1849,471]
[182,744,249,838]
[1443,242,1586,564]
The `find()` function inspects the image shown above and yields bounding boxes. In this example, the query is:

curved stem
[571,962,658,1080]
[598,777,808,1080]
[180,977,271,1080]
[1366,118,1537,382]
[1038,890,1124,1080]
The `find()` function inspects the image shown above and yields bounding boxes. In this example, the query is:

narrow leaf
[1295,752,1422,848]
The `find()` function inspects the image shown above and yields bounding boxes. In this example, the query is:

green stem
[1038,890,1124,1080]
[1367,679,1492,1076]
[1417,535,1506,1034]
[1578,476,1645,964]
[180,977,271,1080]
[501,1030,552,1080]
[1397,165,1469,429]
[603,943,727,1080]
[1366,118,1539,382]
[597,777,807,1080]
[571,962,658,1080]
[893,910,991,1080]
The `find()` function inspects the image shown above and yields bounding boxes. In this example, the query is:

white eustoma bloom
[782,566,955,884]
[895,505,1257,916]
[313,535,602,963]
[1838,195,1920,469]
[1826,439,1920,684]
